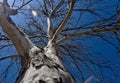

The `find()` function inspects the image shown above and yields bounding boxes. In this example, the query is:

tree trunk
[16,42,75,83]
[0,2,75,83]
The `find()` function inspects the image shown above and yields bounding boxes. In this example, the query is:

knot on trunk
[16,46,75,83]
[29,46,44,58]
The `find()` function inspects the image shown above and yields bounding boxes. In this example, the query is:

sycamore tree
[0,0,120,83]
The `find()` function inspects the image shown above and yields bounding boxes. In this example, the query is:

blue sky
[0,0,120,83]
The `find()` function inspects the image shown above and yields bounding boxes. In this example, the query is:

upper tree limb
[51,0,75,42]
[0,0,36,58]
[56,27,120,44]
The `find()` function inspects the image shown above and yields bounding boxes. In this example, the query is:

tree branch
[1,0,18,16]
[0,55,20,61]
[0,4,35,56]
[51,0,75,42]
[49,0,64,17]
[17,0,33,10]
[47,17,54,39]
[56,27,120,44]
[47,0,64,40]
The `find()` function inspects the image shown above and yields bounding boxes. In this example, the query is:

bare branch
[0,44,13,49]
[0,6,35,56]
[0,37,9,40]
[47,17,54,39]
[56,27,120,44]
[3,0,8,5]
[11,0,16,7]
[49,0,64,17]
[91,34,119,49]
[0,55,20,61]
[17,0,33,10]
[1,0,18,15]
[114,31,120,42]
[51,0,75,42]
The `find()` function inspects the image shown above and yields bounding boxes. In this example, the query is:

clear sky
[0,0,120,83]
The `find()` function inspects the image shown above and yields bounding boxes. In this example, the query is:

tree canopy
[0,0,120,83]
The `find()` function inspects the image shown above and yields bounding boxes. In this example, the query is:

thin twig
[17,0,33,10]
[0,55,20,61]
[49,0,63,17]
[12,0,16,7]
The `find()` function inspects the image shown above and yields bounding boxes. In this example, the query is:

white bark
[47,17,54,39]
[16,42,75,83]
[0,3,75,83]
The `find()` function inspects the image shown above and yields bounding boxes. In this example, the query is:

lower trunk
[16,43,75,83]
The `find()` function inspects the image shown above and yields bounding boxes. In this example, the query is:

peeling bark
[16,42,75,83]
[0,2,75,83]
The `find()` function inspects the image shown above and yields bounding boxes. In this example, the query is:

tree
[0,0,120,83]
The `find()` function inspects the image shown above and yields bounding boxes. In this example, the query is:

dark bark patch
[59,77,63,83]
[39,80,45,83]
[33,74,38,80]
[7,17,16,25]
[54,78,63,83]
[35,64,43,69]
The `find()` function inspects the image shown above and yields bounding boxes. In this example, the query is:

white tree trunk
[16,42,75,83]
[0,2,75,83]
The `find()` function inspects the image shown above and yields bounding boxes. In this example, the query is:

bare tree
[0,0,120,83]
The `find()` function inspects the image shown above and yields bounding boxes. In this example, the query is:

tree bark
[16,42,75,83]
[0,3,75,83]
